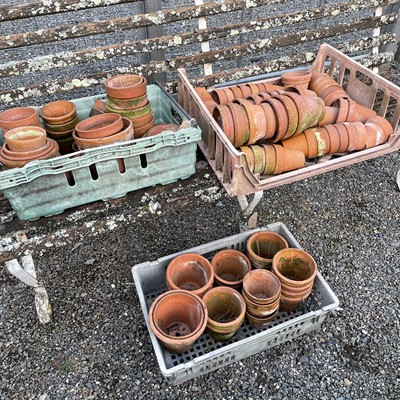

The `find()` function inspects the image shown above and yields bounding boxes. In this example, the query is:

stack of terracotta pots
[272,248,318,312]
[242,269,281,329]
[195,70,395,175]
[40,100,78,154]
[0,126,59,169]
[105,74,154,138]
[0,107,42,133]
[72,113,133,150]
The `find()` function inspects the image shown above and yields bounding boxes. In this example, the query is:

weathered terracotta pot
[213,105,235,145]
[0,107,41,132]
[281,70,312,89]
[281,133,309,157]
[73,117,133,149]
[148,290,208,354]
[227,103,250,147]
[259,102,277,139]
[364,121,386,148]
[44,115,79,133]
[104,74,146,100]
[242,103,267,144]
[313,126,330,156]
[240,146,255,173]
[304,128,319,158]
[335,123,349,153]
[107,101,151,119]
[238,84,252,98]
[147,124,180,137]
[133,116,155,138]
[366,115,393,140]
[272,248,318,312]
[242,269,281,305]
[131,111,154,129]
[242,289,280,318]
[4,126,47,152]
[246,308,279,329]
[345,99,376,123]
[210,88,229,105]
[166,253,214,298]
[195,87,214,103]
[353,121,367,150]
[246,231,289,270]
[40,100,77,125]
[343,122,358,152]
[75,113,123,139]
[1,140,51,160]
[107,93,148,111]
[263,97,288,142]
[211,249,251,290]
[319,106,339,126]
[319,85,348,106]
[273,144,305,174]
[271,94,298,139]
[229,86,243,99]
[202,286,246,341]
[251,144,266,175]
[0,138,59,169]
[324,124,341,153]
[261,144,277,175]
[335,97,349,123]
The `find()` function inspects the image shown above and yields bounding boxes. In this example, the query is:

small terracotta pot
[364,121,386,148]
[246,83,260,95]
[242,103,266,144]
[40,101,77,125]
[334,123,349,153]
[211,249,251,289]
[147,124,180,137]
[246,308,279,329]
[166,253,214,298]
[246,231,289,270]
[104,74,146,100]
[261,144,276,175]
[273,144,305,174]
[345,99,376,123]
[335,98,349,123]
[133,116,155,138]
[0,107,40,132]
[281,70,312,89]
[237,84,252,98]
[240,146,255,173]
[213,105,235,145]
[148,290,208,354]
[4,126,47,152]
[242,269,281,305]
[242,289,280,318]
[319,85,348,106]
[353,121,367,150]
[1,139,53,161]
[229,86,243,100]
[131,111,154,129]
[251,144,265,175]
[283,85,317,97]
[75,113,123,139]
[343,122,358,152]
[73,117,133,149]
[272,248,318,312]
[227,103,250,147]
[202,286,246,341]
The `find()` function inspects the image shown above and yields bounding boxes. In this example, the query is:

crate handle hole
[117,158,126,174]
[89,164,99,180]
[140,154,147,169]
[65,171,75,186]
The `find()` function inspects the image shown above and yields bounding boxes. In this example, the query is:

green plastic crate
[0,84,201,220]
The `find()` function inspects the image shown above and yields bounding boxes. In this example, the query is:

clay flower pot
[304,128,319,158]
[211,249,251,289]
[0,138,59,169]
[263,97,288,142]
[259,102,277,139]
[242,103,267,144]
[246,308,279,329]
[271,94,298,139]
[335,123,349,153]
[353,121,367,150]
[195,87,214,103]
[210,88,231,105]
[166,253,214,298]
[272,248,318,312]
[104,74,147,100]
[44,115,79,133]
[133,116,155,138]
[281,70,312,89]
[213,105,235,145]
[131,111,154,129]
[246,231,289,270]
[343,122,358,152]
[0,107,41,132]
[240,146,255,173]
[319,106,339,126]
[364,121,386,148]
[366,116,393,141]
[146,124,180,137]
[313,126,330,156]
[229,86,243,100]
[202,286,246,341]
[73,117,133,149]
[107,94,148,111]
[75,113,123,139]
[227,103,250,147]
[273,144,305,174]
[4,126,47,152]
[148,290,208,354]
[107,101,151,119]
[324,124,341,154]
[281,133,309,157]
[251,144,266,175]
[237,84,252,98]
[345,99,376,123]
[40,100,77,125]
[261,144,277,175]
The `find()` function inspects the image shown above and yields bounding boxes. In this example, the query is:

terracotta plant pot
[240,146,255,173]
[107,101,151,119]
[0,107,41,132]
[343,122,358,152]
[1,140,52,160]
[259,102,277,139]
[281,70,312,89]
[313,126,330,156]
[237,84,252,98]
[104,74,147,100]
[75,113,123,139]
[213,105,235,145]
[366,115,393,141]
[271,94,298,139]
[243,269,280,305]
[73,117,133,149]
[261,144,277,175]
[107,94,148,111]
[335,123,349,153]
[133,116,155,138]
[242,289,280,318]
[246,231,289,270]
[345,99,376,123]
[242,103,267,144]
[246,308,279,329]
[202,286,246,341]
[251,144,266,175]
[4,126,47,152]
[272,248,318,312]
[273,144,305,174]
[195,87,214,103]
[324,124,341,153]
[0,138,59,169]
[281,133,309,157]
[40,100,77,125]
[263,97,288,142]
[353,121,367,150]
[131,111,154,129]
[210,88,230,105]
[318,106,339,126]
[147,124,180,137]
[211,249,251,289]
[148,290,208,354]
[44,115,79,133]
[166,253,214,298]
[335,97,349,123]
[227,103,250,147]
[304,128,319,158]
[229,86,243,100]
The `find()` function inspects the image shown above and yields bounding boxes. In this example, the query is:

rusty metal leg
[237,191,263,231]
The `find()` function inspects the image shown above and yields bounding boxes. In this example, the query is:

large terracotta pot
[211,249,251,290]
[202,286,246,341]
[148,290,208,354]
[272,248,318,312]
[366,115,393,141]
[246,231,289,270]
[166,253,214,298]
[240,145,255,173]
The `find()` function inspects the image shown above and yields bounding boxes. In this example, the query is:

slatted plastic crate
[132,222,339,385]
[0,84,201,220]
[177,44,400,196]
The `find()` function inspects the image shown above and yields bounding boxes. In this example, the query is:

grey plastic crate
[132,222,339,385]
[0,84,201,220]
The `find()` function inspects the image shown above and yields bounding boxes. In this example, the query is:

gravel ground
[0,143,399,398]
